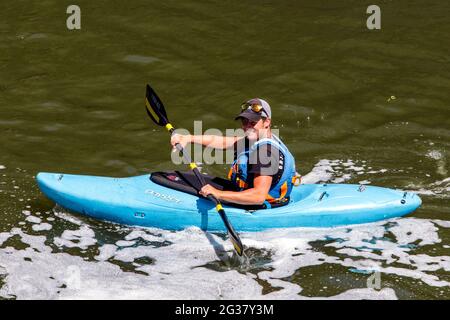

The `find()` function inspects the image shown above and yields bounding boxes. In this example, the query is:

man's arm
[200,175,272,205]
[171,134,242,150]
[191,135,240,149]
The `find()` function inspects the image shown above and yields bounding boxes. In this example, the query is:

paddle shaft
[145,84,243,256]
[171,133,221,205]
[170,133,242,252]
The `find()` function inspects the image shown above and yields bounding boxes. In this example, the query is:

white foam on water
[409,177,450,199]
[1,217,448,299]
[301,159,335,184]
[0,232,12,246]
[32,223,52,232]
[61,267,263,300]
[426,150,443,160]
[322,288,397,300]
[333,174,352,183]
[414,189,436,196]
[25,216,41,224]
[425,150,447,177]
[342,160,355,167]
[115,240,136,247]
[113,246,157,263]
[0,227,264,299]
[435,177,450,185]
[389,219,440,246]
[300,158,389,185]
[433,220,450,228]
[53,226,97,249]
[50,227,400,300]
[301,159,367,184]
[95,244,117,262]
[53,208,85,226]
[124,230,165,243]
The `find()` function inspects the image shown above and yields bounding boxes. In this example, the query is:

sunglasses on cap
[240,102,268,117]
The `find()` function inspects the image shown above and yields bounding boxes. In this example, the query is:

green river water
[0,0,449,299]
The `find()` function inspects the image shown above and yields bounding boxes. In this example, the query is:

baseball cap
[235,98,272,121]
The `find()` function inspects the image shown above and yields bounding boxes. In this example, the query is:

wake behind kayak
[36,171,421,232]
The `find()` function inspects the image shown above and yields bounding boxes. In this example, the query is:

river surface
[0,0,449,299]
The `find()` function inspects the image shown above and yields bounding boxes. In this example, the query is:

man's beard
[244,128,258,140]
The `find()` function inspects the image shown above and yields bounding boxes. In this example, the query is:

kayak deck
[36,172,422,231]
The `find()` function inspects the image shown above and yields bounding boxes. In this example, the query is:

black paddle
[145,84,244,256]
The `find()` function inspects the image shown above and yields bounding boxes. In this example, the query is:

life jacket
[228,135,297,207]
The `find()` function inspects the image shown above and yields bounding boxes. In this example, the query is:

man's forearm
[217,188,267,205]
[190,135,239,150]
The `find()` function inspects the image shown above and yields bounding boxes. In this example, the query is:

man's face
[241,118,269,140]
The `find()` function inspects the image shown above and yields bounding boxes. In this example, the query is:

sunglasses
[241,102,268,117]
[241,118,260,127]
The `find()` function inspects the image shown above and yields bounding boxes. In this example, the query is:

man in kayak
[171,98,298,208]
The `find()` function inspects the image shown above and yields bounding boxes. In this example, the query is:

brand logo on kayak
[145,189,181,203]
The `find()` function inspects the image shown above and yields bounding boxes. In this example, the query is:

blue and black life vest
[228,135,297,206]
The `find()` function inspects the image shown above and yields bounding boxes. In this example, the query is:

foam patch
[2,215,449,299]
[25,216,41,224]
[32,223,52,232]
[53,226,97,249]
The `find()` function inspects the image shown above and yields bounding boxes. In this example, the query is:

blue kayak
[36,172,421,231]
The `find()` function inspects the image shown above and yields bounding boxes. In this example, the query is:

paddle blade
[145,84,169,126]
[216,207,244,256]
[229,230,244,256]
